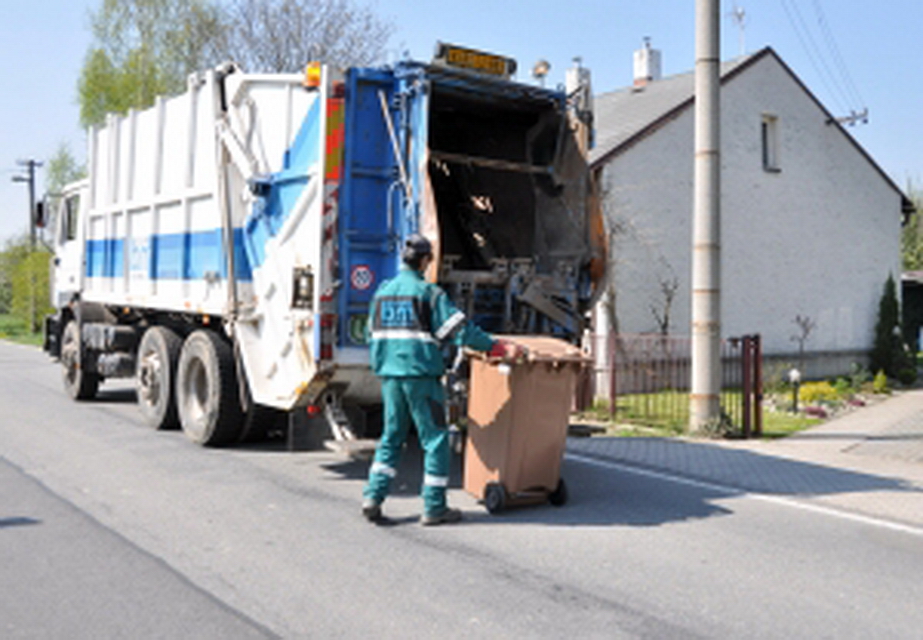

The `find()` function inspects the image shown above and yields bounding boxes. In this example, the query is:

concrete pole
[690,0,722,431]
[26,160,38,251]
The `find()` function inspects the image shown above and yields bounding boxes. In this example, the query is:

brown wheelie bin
[463,336,588,513]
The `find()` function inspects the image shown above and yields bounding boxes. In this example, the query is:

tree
[39,143,87,244]
[870,274,915,383]
[78,0,224,128]
[901,185,922,271]
[790,314,816,372]
[46,144,86,196]
[0,235,53,332]
[217,0,394,72]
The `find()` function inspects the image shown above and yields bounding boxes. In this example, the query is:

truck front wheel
[61,320,99,400]
[176,330,244,447]
[137,326,182,430]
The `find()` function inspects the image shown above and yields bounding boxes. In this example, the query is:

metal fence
[580,333,763,436]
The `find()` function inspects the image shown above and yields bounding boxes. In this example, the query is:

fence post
[742,335,752,438]
[608,332,617,419]
[753,334,763,437]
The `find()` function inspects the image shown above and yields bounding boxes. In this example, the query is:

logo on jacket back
[379,298,417,328]
[373,295,432,334]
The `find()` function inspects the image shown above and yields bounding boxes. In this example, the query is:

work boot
[420,507,462,526]
[362,500,383,523]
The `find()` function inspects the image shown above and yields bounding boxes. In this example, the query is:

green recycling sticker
[348,314,368,345]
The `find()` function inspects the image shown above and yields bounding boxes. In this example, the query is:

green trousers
[363,377,450,516]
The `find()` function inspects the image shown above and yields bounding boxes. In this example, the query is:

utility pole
[11,158,43,334]
[12,159,43,250]
[690,0,722,432]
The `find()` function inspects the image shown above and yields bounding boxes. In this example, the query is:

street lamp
[788,368,801,413]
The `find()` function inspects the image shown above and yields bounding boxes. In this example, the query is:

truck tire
[136,326,182,430]
[176,330,244,447]
[61,319,100,400]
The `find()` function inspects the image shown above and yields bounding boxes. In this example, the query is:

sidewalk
[567,389,923,530]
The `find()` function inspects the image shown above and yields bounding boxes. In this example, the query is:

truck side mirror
[34,201,45,228]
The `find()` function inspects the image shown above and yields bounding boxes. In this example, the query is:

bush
[833,377,851,399]
[870,274,914,381]
[763,361,795,395]
[798,381,840,405]
[849,363,871,389]
[0,314,29,337]
[898,367,918,386]
[873,369,890,394]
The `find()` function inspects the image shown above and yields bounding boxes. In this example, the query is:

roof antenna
[728,3,747,56]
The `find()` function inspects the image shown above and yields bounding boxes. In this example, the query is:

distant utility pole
[12,158,44,334]
[12,158,43,250]
[690,0,722,432]
[729,3,746,56]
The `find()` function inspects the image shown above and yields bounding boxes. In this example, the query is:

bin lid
[469,335,590,364]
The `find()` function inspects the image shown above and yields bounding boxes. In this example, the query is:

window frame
[761,114,780,173]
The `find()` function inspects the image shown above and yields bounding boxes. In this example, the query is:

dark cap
[402,234,433,265]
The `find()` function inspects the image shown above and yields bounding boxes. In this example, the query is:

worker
[362,234,522,525]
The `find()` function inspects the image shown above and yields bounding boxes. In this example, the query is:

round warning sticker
[350,264,374,291]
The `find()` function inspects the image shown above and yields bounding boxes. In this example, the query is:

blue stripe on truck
[243,99,321,271]
[86,229,253,282]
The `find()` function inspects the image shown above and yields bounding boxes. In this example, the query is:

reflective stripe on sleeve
[423,474,449,487]
[434,311,465,341]
[370,329,439,344]
[371,462,397,478]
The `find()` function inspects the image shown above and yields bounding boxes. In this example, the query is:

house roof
[589,47,915,217]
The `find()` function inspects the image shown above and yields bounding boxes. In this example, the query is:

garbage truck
[43,43,606,447]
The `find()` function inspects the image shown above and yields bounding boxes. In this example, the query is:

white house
[590,45,914,378]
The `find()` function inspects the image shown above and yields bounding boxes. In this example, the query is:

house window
[761,114,780,172]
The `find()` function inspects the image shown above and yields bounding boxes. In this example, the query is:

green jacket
[368,266,495,377]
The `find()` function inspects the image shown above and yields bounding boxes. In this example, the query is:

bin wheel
[484,482,507,514]
[548,478,568,507]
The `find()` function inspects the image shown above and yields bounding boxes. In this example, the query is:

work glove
[488,339,527,361]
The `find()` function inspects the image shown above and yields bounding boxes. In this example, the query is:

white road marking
[566,452,923,538]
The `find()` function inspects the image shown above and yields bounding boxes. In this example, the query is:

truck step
[324,438,378,460]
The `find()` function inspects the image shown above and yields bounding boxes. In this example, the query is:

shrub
[898,367,918,386]
[870,275,914,380]
[833,377,851,399]
[849,363,871,389]
[798,380,839,405]
[873,369,890,394]
[763,361,795,395]
[803,405,828,418]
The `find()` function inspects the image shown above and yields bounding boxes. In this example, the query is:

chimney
[633,37,662,87]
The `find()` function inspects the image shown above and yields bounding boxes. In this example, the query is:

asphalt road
[3,339,923,638]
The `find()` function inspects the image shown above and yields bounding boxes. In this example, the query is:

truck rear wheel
[136,326,182,430]
[176,330,244,447]
[61,319,100,400]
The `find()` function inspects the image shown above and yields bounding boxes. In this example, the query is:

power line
[811,0,866,109]
[778,0,850,115]
[778,0,867,124]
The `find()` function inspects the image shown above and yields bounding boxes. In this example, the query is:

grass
[575,390,825,440]
[0,314,44,347]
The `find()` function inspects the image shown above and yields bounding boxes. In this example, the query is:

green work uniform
[363,266,494,516]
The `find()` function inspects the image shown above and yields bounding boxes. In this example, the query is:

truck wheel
[136,326,182,430]
[484,482,507,514]
[61,319,99,400]
[176,330,244,447]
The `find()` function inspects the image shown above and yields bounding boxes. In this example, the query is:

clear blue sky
[1,0,920,245]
